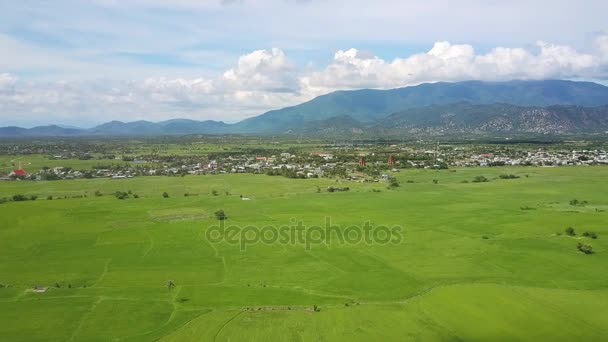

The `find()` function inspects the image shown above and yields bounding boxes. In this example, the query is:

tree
[565,227,576,236]
[577,243,593,254]
[162,192,169,198]
[583,231,598,239]
[214,210,227,220]
[472,175,489,183]
[12,194,28,202]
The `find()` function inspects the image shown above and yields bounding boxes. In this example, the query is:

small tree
[162,192,169,198]
[577,243,593,255]
[565,227,576,236]
[472,175,489,183]
[214,210,227,220]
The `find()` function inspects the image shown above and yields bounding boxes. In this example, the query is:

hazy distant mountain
[231,80,608,133]
[86,119,230,135]
[3,80,608,137]
[373,103,608,134]
[0,125,83,137]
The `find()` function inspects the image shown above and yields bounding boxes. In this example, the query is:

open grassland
[0,167,607,341]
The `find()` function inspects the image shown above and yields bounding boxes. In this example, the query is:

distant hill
[373,103,608,134]
[231,80,608,133]
[0,125,83,137]
[88,119,230,135]
[3,80,608,137]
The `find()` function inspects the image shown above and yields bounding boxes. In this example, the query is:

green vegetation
[472,175,489,183]
[0,166,607,341]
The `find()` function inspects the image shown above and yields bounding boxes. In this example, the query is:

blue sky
[1,0,608,127]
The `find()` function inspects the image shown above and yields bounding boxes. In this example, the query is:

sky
[1,0,608,128]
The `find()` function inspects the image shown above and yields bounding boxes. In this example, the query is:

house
[9,169,26,178]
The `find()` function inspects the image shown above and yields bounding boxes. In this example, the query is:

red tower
[358,157,366,167]
[388,155,395,167]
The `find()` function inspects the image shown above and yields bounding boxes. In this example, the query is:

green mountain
[3,80,608,137]
[231,80,608,133]
[373,103,608,135]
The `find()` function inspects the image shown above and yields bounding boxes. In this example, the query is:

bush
[499,174,520,179]
[211,190,219,196]
[577,243,593,255]
[472,175,489,183]
[12,194,28,202]
[94,190,103,197]
[47,195,53,200]
[114,191,129,200]
[583,231,598,239]
[214,210,227,220]
[162,192,169,198]
[432,179,438,184]
[327,187,350,192]
[565,227,576,236]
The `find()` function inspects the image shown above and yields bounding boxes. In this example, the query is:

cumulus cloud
[300,36,608,96]
[3,36,608,127]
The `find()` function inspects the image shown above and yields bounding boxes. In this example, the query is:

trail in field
[92,258,112,287]
[213,309,246,342]
[67,297,102,342]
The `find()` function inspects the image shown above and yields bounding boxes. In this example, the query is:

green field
[1,167,607,341]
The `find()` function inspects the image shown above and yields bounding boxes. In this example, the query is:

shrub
[12,194,28,202]
[565,227,576,236]
[162,192,169,198]
[432,179,438,184]
[577,243,593,254]
[499,174,520,179]
[472,176,489,183]
[211,190,219,196]
[47,195,53,200]
[114,191,129,200]
[214,210,227,221]
[94,190,103,197]
[582,231,598,239]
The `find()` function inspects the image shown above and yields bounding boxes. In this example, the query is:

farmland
[0,166,607,341]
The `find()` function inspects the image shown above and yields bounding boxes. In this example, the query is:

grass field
[0,167,607,341]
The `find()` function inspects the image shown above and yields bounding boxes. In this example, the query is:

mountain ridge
[3,80,608,136]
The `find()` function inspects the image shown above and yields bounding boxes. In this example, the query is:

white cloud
[300,35,608,96]
[3,36,608,127]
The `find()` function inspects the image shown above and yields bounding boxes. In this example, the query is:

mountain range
[3,80,608,137]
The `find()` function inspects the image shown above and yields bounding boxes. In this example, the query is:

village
[2,145,607,182]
